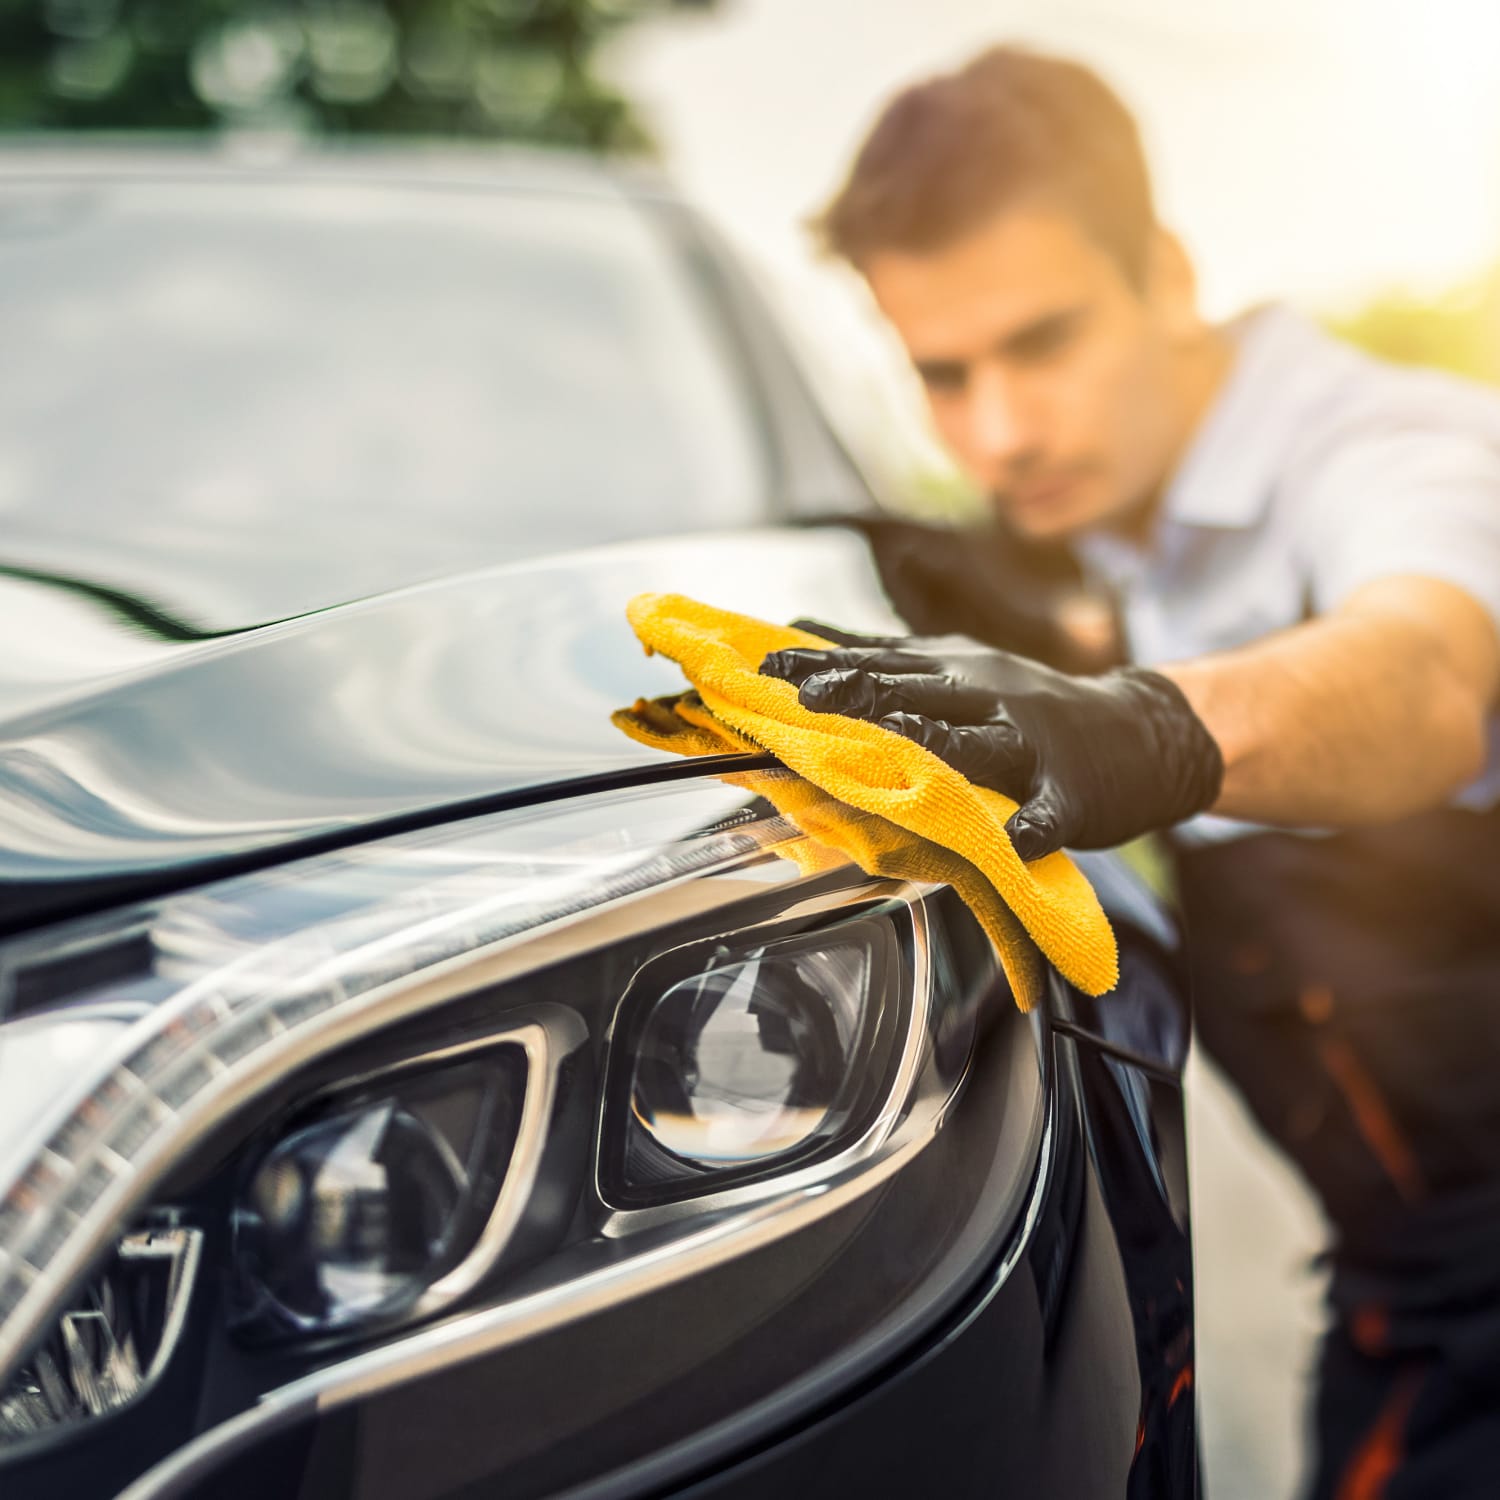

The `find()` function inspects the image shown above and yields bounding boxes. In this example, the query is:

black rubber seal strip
[1046,1017,1181,1084]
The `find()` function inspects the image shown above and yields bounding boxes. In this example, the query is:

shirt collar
[1160,303,1330,531]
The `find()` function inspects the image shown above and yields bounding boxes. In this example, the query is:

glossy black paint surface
[0,528,905,932]
[657,1029,1195,1500]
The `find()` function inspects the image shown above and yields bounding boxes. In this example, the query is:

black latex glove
[763,627,1224,862]
[807,513,1116,673]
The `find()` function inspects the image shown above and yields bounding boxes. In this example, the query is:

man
[762,45,1500,1499]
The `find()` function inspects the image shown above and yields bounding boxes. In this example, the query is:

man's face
[864,207,1193,541]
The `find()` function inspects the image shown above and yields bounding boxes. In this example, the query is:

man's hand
[763,628,1224,860]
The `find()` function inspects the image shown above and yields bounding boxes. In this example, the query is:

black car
[0,150,1197,1499]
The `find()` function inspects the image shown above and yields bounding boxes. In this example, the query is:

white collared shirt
[1073,305,1500,844]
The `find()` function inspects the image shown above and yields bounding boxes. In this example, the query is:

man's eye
[917,362,967,395]
[1010,317,1081,363]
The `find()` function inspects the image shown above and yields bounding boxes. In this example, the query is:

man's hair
[814,46,1156,287]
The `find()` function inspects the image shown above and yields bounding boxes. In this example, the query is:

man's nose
[967,362,1039,468]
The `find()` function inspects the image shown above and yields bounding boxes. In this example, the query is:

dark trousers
[1174,807,1500,1500]
[1311,1311,1500,1500]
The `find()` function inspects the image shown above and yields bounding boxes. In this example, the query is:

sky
[606,0,1500,479]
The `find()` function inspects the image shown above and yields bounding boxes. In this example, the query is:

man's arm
[1161,575,1500,827]
[764,575,1500,861]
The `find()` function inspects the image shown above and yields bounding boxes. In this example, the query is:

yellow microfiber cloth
[616,690,1046,1007]
[612,593,1119,1004]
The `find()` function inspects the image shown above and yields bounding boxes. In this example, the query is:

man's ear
[1146,227,1203,343]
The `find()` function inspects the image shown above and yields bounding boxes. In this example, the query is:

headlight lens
[637,952,858,1161]
[612,906,904,1200]
[243,1105,464,1326]
[232,1049,527,1340]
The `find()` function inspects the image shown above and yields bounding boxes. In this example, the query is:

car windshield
[0,171,771,622]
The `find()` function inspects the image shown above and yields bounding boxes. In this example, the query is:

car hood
[0,528,901,934]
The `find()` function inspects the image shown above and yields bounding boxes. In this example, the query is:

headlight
[608,905,906,1201]
[0,1222,199,1443]
[0,776,1028,1498]
[231,1043,531,1340]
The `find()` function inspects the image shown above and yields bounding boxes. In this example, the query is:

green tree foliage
[1330,265,1500,387]
[0,0,709,151]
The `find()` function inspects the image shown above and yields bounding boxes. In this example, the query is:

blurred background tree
[1331,265,1500,386]
[0,0,714,151]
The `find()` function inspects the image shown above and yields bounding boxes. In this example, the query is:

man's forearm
[763,575,1496,860]
[1158,577,1498,828]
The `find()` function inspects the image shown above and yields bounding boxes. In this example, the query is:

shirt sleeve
[1301,425,1500,637]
